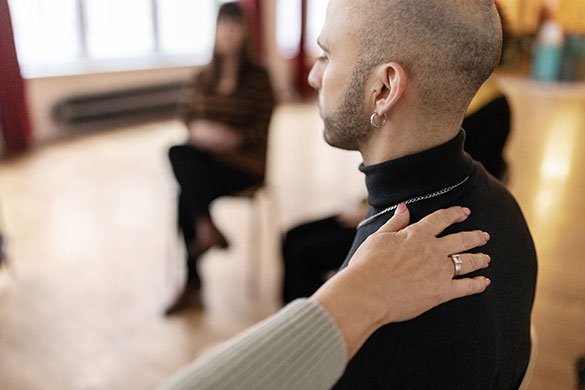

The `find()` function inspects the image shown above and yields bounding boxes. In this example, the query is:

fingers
[448,276,491,301]
[377,203,410,233]
[410,206,471,236]
[449,253,491,276]
[440,230,490,255]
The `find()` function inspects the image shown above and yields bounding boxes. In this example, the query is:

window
[8,0,79,66]
[276,0,327,58]
[307,0,327,55]
[7,0,227,77]
[276,0,301,58]
[157,0,216,56]
[84,0,154,59]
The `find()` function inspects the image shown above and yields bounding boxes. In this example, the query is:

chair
[230,184,277,298]
[164,183,277,302]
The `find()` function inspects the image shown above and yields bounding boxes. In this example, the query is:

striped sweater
[183,64,274,178]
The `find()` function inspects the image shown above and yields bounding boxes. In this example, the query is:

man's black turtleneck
[334,131,537,389]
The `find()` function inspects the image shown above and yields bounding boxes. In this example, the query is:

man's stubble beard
[322,62,371,151]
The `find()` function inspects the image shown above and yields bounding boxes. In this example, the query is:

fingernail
[483,232,490,241]
[396,203,407,214]
[484,278,491,286]
[463,207,471,216]
[486,255,491,264]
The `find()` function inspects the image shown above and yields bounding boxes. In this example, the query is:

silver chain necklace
[357,176,470,229]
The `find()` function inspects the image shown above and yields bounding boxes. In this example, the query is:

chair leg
[246,193,261,298]
[234,186,277,299]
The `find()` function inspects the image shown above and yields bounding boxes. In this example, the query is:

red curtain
[0,0,32,153]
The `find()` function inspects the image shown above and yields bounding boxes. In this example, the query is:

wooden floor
[0,92,584,389]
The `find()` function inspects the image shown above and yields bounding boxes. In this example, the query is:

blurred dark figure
[463,93,510,182]
[166,2,274,315]
[578,355,585,390]
[281,3,512,304]
[282,202,368,304]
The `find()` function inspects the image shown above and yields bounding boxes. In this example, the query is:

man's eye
[318,55,328,63]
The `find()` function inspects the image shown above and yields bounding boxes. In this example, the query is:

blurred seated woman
[167,2,274,315]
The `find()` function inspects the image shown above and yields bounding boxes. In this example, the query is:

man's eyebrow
[317,38,330,52]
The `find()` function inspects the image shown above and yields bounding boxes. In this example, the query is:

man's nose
[308,62,321,90]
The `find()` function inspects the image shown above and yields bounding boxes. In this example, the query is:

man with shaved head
[309,0,537,388]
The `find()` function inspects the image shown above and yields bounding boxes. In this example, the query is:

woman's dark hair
[217,1,246,22]
[198,2,253,93]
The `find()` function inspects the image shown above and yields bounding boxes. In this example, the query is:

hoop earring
[370,112,388,128]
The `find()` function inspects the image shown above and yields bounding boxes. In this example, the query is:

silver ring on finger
[450,254,463,277]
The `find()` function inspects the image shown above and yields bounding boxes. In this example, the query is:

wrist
[311,268,383,358]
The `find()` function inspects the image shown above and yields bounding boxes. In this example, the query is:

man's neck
[360,123,462,166]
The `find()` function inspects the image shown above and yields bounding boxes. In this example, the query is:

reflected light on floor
[534,108,580,224]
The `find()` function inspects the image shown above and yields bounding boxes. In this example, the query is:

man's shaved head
[351,0,502,120]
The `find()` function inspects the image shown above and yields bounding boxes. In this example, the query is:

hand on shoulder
[312,204,491,358]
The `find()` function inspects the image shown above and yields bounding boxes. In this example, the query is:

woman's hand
[312,204,491,358]
[189,120,243,153]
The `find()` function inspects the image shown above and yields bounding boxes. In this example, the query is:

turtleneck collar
[360,131,474,209]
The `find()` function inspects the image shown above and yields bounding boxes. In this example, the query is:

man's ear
[371,62,408,116]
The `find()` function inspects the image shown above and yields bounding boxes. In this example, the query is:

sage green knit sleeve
[159,299,347,390]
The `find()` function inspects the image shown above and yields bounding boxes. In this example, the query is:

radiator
[52,81,190,126]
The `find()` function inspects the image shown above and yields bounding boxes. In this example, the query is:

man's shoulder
[467,166,526,220]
